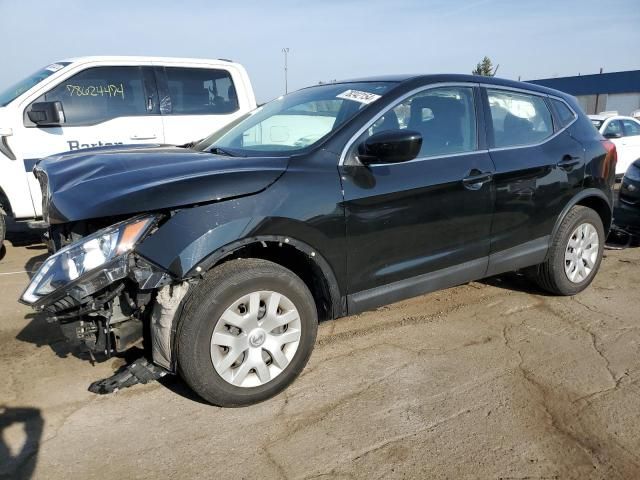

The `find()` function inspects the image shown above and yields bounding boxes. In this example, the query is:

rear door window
[163,67,238,115]
[621,119,640,136]
[487,89,553,148]
[31,66,148,126]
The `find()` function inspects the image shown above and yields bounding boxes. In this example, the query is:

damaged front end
[20,215,190,373]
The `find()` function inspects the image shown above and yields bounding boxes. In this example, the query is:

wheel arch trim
[549,188,612,258]
[190,235,340,299]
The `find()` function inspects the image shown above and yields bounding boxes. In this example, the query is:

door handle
[130,133,157,140]
[462,171,493,191]
[557,155,581,171]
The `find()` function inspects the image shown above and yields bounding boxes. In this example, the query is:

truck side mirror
[28,101,66,126]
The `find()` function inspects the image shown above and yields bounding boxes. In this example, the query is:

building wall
[604,93,640,116]
[575,93,640,115]
[529,70,640,116]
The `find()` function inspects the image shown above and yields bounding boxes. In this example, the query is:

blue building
[528,70,640,116]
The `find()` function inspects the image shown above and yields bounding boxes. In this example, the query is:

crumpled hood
[36,144,289,224]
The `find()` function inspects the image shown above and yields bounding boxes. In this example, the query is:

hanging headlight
[21,216,157,306]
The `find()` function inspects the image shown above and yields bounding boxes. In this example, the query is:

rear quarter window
[550,98,576,129]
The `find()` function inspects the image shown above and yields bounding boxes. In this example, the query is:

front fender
[136,199,345,284]
[136,159,347,291]
[136,200,256,277]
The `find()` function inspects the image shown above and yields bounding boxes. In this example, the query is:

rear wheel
[177,258,318,407]
[526,206,605,295]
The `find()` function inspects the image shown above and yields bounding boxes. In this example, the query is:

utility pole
[282,48,290,94]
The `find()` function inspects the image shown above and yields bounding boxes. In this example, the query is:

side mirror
[28,101,66,126]
[358,130,422,165]
[603,131,622,139]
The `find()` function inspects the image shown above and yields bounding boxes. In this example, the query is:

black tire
[177,258,318,407]
[526,206,605,295]
[0,212,5,247]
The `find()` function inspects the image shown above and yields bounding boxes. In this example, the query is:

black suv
[22,75,617,406]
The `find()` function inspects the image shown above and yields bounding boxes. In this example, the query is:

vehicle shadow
[2,225,48,277]
[483,229,639,295]
[0,406,43,480]
[15,313,83,361]
[158,375,210,406]
[5,218,44,248]
[15,312,123,366]
[23,252,48,280]
[480,271,551,296]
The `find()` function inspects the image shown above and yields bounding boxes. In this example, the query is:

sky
[0,0,639,103]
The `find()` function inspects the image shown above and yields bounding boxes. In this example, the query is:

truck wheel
[526,206,604,295]
[0,212,5,247]
[177,258,318,407]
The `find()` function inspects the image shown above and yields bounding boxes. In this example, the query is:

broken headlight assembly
[20,215,158,307]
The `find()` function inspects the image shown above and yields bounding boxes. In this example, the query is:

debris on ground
[88,358,167,394]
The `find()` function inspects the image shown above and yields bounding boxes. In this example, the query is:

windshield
[590,119,604,130]
[0,62,71,107]
[194,82,395,156]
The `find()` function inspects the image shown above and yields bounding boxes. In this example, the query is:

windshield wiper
[179,138,203,149]
[209,146,238,157]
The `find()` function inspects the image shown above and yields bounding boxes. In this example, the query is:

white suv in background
[0,56,257,245]
[589,113,640,176]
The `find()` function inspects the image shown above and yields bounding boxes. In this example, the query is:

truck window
[30,66,148,126]
[0,62,71,107]
[163,67,239,115]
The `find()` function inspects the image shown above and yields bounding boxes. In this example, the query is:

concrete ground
[1,233,639,480]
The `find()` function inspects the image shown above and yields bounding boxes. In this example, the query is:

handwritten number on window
[65,83,125,99]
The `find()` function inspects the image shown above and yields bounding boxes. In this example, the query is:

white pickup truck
[0,56,257,245]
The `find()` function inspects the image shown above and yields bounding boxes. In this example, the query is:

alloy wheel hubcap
[564,222,599,283]
[210,291,302,388]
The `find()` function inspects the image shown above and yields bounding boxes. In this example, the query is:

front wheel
[177,259,318,407]
[0,212,5,248]
[526,205,605,295]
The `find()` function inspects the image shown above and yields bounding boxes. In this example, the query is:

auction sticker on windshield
[45,63,66,72]
[337,89,381,105]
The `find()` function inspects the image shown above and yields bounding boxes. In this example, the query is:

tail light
[600,139,617,179]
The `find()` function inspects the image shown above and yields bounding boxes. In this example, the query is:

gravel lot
[1,232,639,480]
